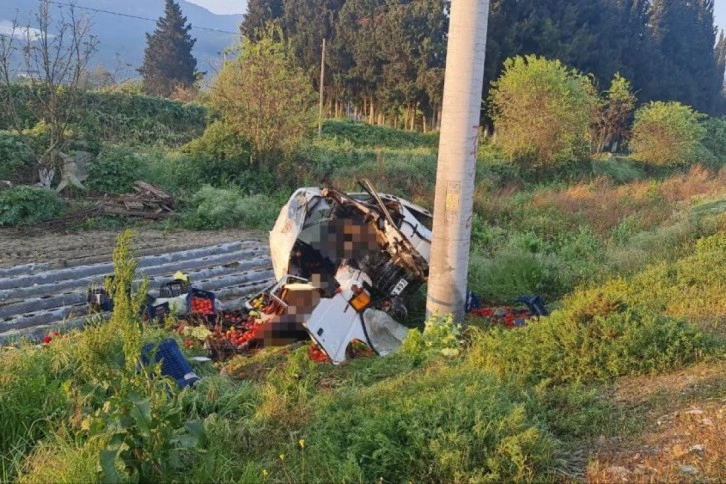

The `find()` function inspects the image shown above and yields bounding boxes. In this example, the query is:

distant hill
[0,0,245,79]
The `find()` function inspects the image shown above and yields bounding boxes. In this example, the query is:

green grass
[2,121,726,482]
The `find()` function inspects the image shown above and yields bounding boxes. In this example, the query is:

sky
[187,0,246,16]
[716,0,726,34]
[190,0,726,32]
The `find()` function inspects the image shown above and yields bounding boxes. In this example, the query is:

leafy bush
[209,31,316,166]
[86,145,142,194]
[182,185,280,230]
[327,148,438,201]
[142,151,207,192]
[183,121,252,166]
[630,101,707,167]
[489,55,597,170]
[0,132,34,181]
[0,187,65,226]
[400,315,462,364]
[3,232,207,482]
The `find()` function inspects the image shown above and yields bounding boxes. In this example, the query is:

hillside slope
[0,0,245,75]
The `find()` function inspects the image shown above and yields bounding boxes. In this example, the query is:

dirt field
[0,226,274,342]
[0,227,268,269]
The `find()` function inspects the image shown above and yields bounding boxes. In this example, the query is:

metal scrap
[246,179,433,364]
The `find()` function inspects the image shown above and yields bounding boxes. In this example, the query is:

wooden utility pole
[426,0,490,321]
[318,38,326,137]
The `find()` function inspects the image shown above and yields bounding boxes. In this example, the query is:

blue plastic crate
[145,302,170,324]
[515,295,549,317]
[160,279,191,298]
[141,339,199,389]
[87,288,113,312]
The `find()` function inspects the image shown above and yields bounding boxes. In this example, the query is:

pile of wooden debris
[97,181,177,219]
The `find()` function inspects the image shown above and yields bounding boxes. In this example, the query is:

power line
[46,1,240,35]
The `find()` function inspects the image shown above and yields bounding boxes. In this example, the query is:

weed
[289,363,559,483]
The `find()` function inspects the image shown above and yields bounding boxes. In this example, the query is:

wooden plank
[134,181,171,200]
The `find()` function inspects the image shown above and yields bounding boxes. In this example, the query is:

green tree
[715,31,726,114]
[378,0,448,131]
[241,0,284,40]
[489,55,597,169]
[647,0,721,113]
[282,0,343,83]
[209,30,316,170]
[138,0,198,98]
[591,73,637,153]
[332,0,387,124]
[482,0,654,129]
[630,101,707,166]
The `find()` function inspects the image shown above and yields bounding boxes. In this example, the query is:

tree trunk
[369,97,375,125]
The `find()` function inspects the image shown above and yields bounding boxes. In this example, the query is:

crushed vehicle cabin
[247,179,433,363]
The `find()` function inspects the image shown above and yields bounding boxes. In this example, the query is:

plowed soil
[0,227,267,270]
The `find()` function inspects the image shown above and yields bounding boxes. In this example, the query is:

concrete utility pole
[426,0,490,321]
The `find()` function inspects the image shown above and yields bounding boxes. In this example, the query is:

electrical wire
[45,1,240,35]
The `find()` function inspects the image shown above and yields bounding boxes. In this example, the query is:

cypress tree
[241,0,284,40]
[648,0,721,112]
[715,31,726,113]
[139,0,198,97]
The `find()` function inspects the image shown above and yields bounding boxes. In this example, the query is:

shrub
[86,145,142,194]
[0,187,65,226]
[701,116,726,167]
[0,132,34,181]
[489,55,597,170]
[327,148,437,201]
[183,121,252,166]
[209,30,316,167]
[182,185,280,230]
[471,294,714,385]
[630,101,707,167]
[142,151,207,192]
